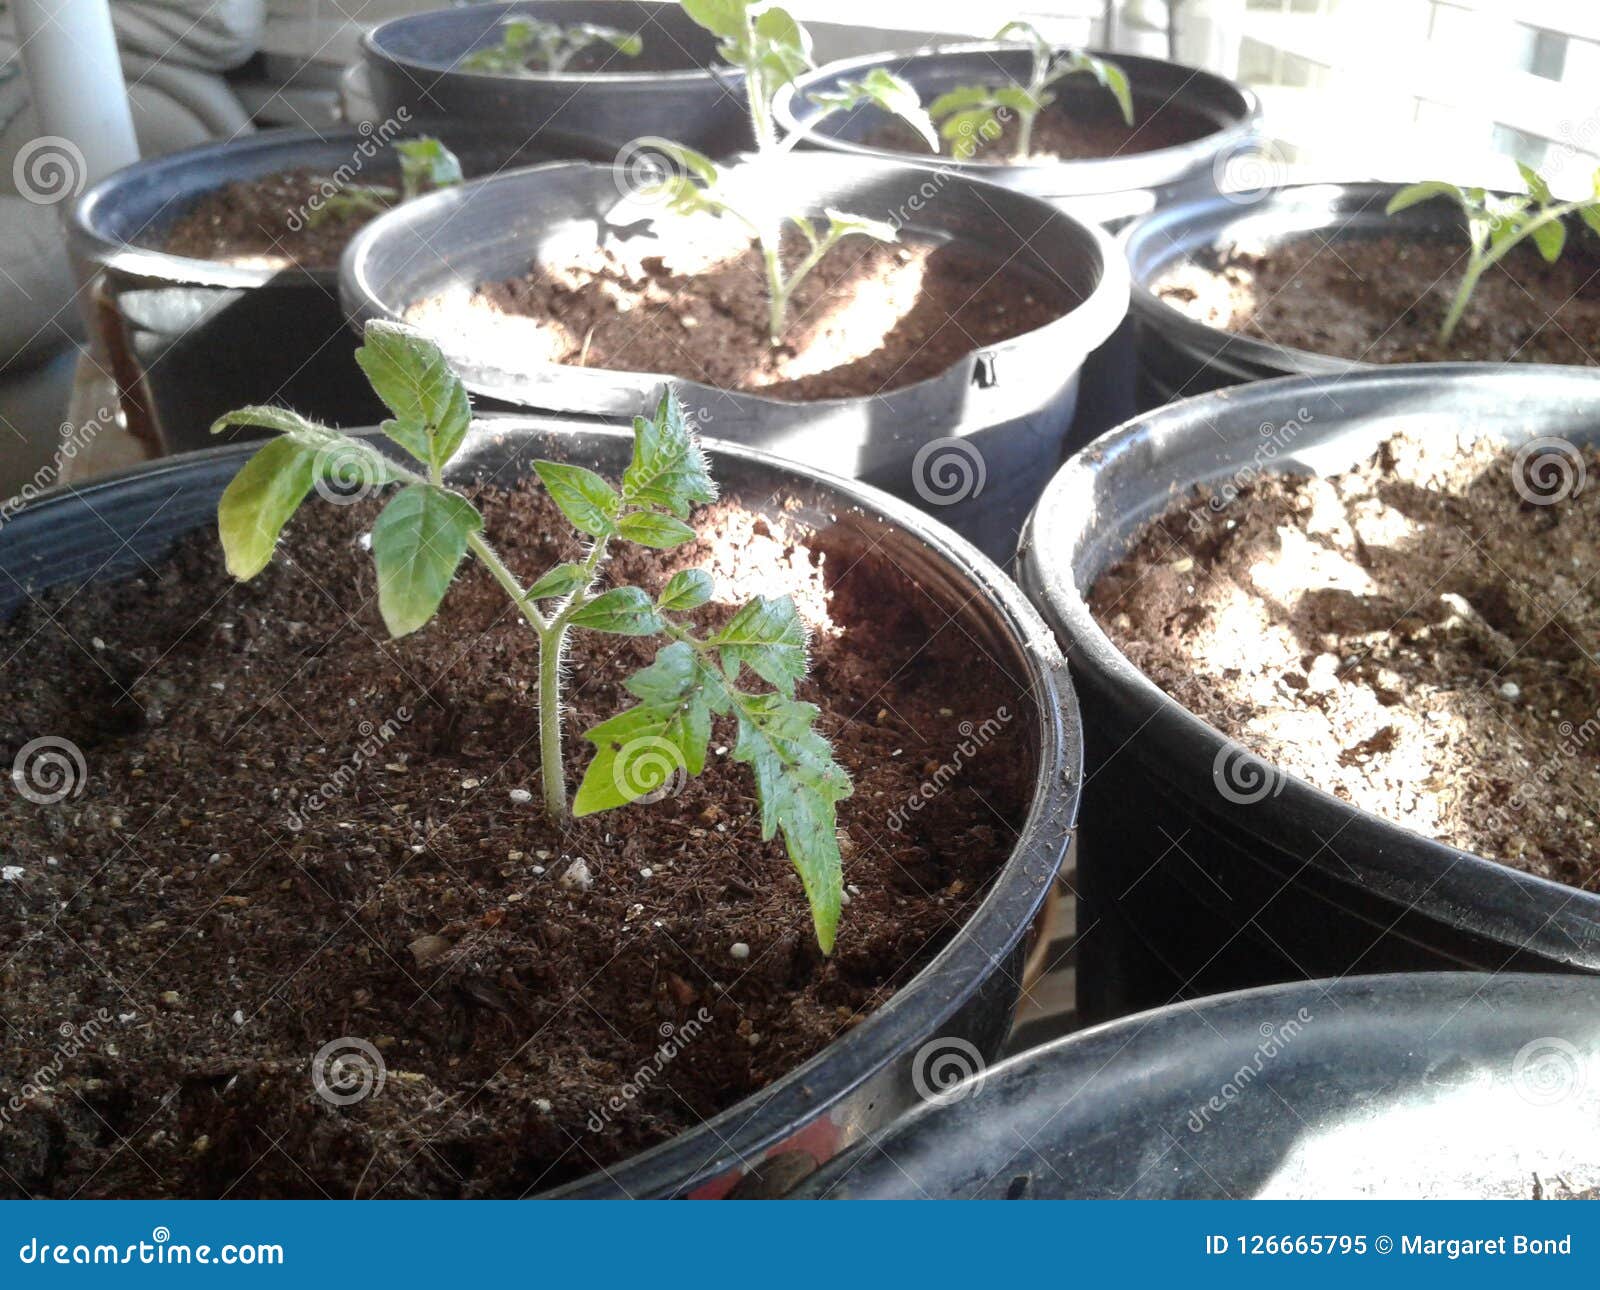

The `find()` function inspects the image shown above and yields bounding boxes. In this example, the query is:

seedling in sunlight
[211,322,853,951]
[1386,164,1600,343]
[308,138,464,226]
[459,15,642,75]
[929,21,1133,162]
[681,0,932,152]
[633,139,896,345]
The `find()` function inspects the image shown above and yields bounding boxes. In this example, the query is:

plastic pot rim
[6,414,1082,1199]
[337,154,1131,417]
[1019,363,1600,959]
[772,43,1261,196]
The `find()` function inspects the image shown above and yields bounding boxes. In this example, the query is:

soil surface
[1090,429,1600,888]
[0,479,1031,1198]
[863,95,1218,162]
[408,225,1078,400]
[161,169,394,273]
[1153,232,1600,365]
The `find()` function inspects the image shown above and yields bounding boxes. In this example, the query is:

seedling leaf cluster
[212,322,853,952]
[930,22,1133,162]
[460,16,642,75]
[309,138,465,227]
[1387,163,1600,343]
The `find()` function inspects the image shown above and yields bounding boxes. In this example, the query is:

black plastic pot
[69,124,610,457]
[773,45,1260,230]
[1120,180,1564,408]
[362,2,748,156]
[796,973,1600,1199]
[1017,365,1600,1023]
[340,154,1128,562]
[0,417,1080,1200]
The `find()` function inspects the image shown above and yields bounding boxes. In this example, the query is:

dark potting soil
[407,226,1078,400]
[0,480,1031,1198]
[862,95,1217,163]
[1153,232,1600,365]
[1089,429,1600,888]
[161,169,390,273]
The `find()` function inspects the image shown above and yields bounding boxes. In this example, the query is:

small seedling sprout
[929,21,1132,162]
[1386,163,1600,343]
[308,137,465,227]
[631,138,896,345]
[211,322,853,952]
[459,15,642,76]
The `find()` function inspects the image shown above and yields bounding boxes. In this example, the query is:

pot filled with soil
[70,124,610,456]
[340,154,1128,562]
[0,336,1079,1198]
[362,1,748,155]
[1123,180,1600,408]
[1018,364,1600,1022]
[794,973,1600,1199]
[772,43,1260,229]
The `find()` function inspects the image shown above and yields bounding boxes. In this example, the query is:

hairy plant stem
[1440,204,1584,342]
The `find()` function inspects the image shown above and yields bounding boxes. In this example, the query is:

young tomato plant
[459,15,642,75]
[930,21,1132,162]
[634,139,896,345]
[1386,164,1600,343]
[210,321,853,951]
[309,137,464,227]
[680,0,933,153]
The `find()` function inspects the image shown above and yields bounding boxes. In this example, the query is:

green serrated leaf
[395,137,464,200]
[526,562,587,601]
[572,642,718,814]
[211,405,339,444]
[355,322,472,473]
[567,586,664,635]
[371,484,483,637]
[533,460,621,536]
[725,689,851,953]
[1385,181,1461,216]
[1532,216,1567,262]
[657,567,714,611]
[681,0,748,39]
[711,595,807,696]
[618,510,697,549]
[622,390,718,517]
[929,84,994,118]
[1517,162,1552,204]
[216,437,320,581]
[824,206,896,244]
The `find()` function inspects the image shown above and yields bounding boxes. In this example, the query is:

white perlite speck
[560,857,594,892]
[1499,681,1521,700]
[730,942,750,961]
[508,788,533,804]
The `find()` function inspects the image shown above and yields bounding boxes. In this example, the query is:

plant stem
[1440,203,1583,343]
[1013,108,1036,163]
[536,623,568,819]
[761,236,789,345]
